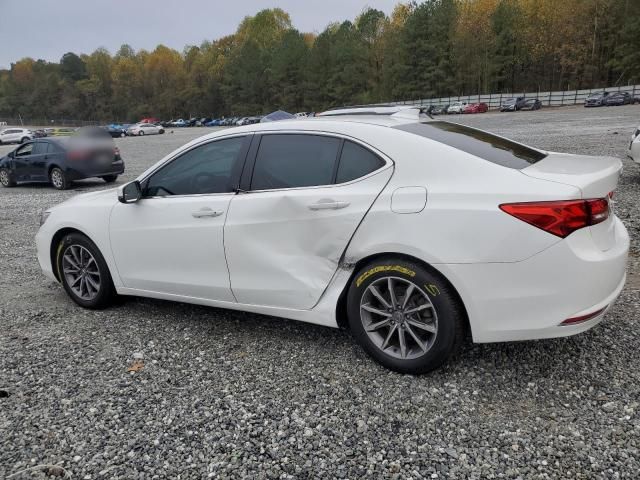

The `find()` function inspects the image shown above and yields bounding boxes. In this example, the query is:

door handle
[308,200,350,211]
[192,208,224,218]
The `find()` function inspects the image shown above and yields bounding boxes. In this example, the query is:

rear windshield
[394,121,547,169]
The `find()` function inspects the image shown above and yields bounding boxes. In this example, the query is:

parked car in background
[500,97,526,111]
[463,103,488,114]
[628,126,640,164]
[33,129,48,138]
[521,98,543,110]
[0,136,124,189]
[35,105,628,374]
[431,104,449,115]
[127,123,164,136]
[139,117,160,124]
[196,118,212,127]
[604,92,631,106]
[447,102,467,114]
[0,128,34,144]
[584,91,611,107]
[49,127,77,137]
[103,125,126,138]
[171,119,188,127]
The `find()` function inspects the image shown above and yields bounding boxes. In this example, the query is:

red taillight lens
[500,198,609,238]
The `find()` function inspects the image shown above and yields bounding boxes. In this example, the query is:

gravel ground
[1,107,640,479]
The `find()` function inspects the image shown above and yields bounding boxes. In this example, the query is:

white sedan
[628,126,640,164]
[35,106,629,373]
[127,123,164,136]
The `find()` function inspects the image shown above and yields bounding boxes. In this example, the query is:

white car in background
[447,101,468,114]
[628,126,640,164]
[35,106,628,374]
[0,128,33,144]
[127,123,164,136]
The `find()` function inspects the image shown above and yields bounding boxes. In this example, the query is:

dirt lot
[1,106,639,479]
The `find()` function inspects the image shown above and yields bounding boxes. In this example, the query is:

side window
[336,141,385,184]
[144,136,245,197]
[251,134,341,190]
[15,143,33,157]
[32,142,47,155]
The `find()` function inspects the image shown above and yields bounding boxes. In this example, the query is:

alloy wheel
[360,276,438,360]
[0,169,9,186]
[62,245,101,301]
[51,170,63,189]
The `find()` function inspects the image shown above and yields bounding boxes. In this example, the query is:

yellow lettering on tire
[425,284,440,296]
[356,265,416,287]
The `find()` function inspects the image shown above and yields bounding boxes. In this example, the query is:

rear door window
[32,142,47,155]
[250,134,341,190]
[336,141,385,183]
[394,121,546,169]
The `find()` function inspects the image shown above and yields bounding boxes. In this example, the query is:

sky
[0,0,400,69]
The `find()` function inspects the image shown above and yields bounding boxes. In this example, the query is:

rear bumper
[67,160,125,180]
[443,217,629,342]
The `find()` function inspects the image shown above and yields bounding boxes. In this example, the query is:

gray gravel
[1,108,640,479]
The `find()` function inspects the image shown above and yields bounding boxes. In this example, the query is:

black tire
[102,175,118,183]
[347,257,466,374]
[139,130,144,136]
[56,233,116,309]
[49,167,70,190]
[0,168,16,187]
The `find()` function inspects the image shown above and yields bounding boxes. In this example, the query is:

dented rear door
[224,132,392,310]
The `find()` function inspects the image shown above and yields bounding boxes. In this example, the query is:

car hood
[54,188,119,209]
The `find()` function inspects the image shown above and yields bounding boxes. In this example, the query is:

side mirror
[118,180,142,204]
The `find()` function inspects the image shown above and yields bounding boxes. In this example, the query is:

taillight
[499,198,610,238]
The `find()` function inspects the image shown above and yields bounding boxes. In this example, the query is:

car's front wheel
[56,233,116,309]
[50,167,70,190]
[0,168,16,187]
[347,258,466,374]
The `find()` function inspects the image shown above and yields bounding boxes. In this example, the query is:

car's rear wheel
[0,168,16,187]
[50,167,69,190]
[56,233,116,309]
[102,175,118,183]
[347,258,465,374]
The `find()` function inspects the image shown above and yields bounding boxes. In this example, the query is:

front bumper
[444,217,629,343]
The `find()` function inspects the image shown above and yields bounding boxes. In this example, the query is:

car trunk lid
[521,152,622,250]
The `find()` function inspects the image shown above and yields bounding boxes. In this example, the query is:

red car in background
[463,103,489,114]
[139,117,160,124]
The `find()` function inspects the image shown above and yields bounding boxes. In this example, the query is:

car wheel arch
[49,227,107,282]
[334,251,471,336]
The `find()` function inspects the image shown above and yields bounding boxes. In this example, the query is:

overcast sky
[0,1,399,69]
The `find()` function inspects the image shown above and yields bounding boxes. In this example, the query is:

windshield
[394,121,547,169]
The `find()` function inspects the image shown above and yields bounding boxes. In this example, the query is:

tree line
[0,0,639,122]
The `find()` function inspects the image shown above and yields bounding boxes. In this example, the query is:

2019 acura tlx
[35,106,629,373]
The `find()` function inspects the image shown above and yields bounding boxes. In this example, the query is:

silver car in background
[127,123,165,136]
